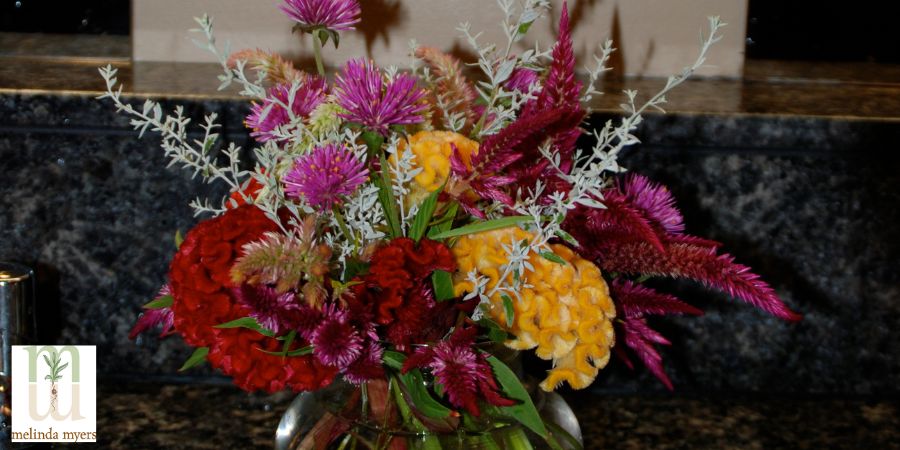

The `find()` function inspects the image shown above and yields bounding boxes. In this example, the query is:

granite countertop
[62,382,896,450]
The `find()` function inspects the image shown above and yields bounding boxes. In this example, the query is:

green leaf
[409,184,443,242]
[383,350,405,370]
[540,251,567,265]
[343,259,370,281]
[258,346,313,357]
[555,229,579,247]
[174,230,184,249]
[486,355,549,438]
[431,270,456,302]
[383,351,452,419]
[477,318,509,343]
[401,369,453,419]
[280,330,297,356]
[179,347,209,371]
[143,294,173,310]
[44,375,51,381]
[42,354,51,368]
[517,21,534,37]
[427,202,459,239]
[57,362,68,373]
[501,294,515,328]
[429,215,532,240]
[376,153,402,239]
[214,317,275,337]
[544,419,584,450]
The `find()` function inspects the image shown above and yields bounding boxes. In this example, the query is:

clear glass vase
[274,377,582,450]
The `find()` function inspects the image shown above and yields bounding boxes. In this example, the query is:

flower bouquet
[104,0,800,448]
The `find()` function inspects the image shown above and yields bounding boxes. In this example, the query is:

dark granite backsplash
[1,90,898,395]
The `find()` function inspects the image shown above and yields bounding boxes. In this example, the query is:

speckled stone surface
[1,58,900,397]
[35,382,898,449]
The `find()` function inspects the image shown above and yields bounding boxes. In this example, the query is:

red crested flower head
[167,205,336,392]
[344,238,462,348]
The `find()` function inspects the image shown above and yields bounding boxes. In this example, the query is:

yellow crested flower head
[451,226,616,391]
[396,130,479,205]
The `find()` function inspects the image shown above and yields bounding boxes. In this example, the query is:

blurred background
[1,0,898,448]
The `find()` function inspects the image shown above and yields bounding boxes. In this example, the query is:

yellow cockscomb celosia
[451,227,616,391]
[396,130,479,205]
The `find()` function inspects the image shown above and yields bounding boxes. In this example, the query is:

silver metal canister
[0,262,37,431]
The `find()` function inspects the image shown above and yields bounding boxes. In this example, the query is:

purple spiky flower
[334,59,427,135]
[310,304,363,369]
[279,0,361,32]
[245,78,327,143]
[283,143,368,211]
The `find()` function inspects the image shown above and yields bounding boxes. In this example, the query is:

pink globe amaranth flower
[279,0,361,32]
[245,78,327,143]
[334,59,427,135]
[283,143,369,211]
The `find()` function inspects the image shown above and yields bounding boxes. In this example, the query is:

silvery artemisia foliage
[99,0,724,297]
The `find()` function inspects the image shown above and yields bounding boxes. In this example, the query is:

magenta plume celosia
[402,326,514,416]
[283,143,368,211]
[245,79,327,142]
[279,0,361,32]
[334,59,427,135]
[128,284,175,340]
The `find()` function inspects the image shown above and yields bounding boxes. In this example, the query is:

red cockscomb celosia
[403,326,515,416]
[167,205,336,392]
[345,238,461,348]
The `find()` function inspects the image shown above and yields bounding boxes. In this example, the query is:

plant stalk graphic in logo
[42,351,68,412]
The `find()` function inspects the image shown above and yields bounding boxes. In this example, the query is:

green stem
[333,205,358,250]
[312,30,326,76]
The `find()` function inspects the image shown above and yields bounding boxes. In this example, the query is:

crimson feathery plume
[611,278,704,319]
[610,279,702,388]
[599,240,802,322]
[565,191,667,256]
[531,0,582,112]
[618,317,674,390]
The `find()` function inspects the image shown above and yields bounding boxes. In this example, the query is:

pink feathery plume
[129,285,175,339]
[334,59,427,135]
[532,0,582,112]
[622,174,685,234]
[565,191,667,256]
[415,46,479,133]
[402,326,515,416]
[463,2,585,205]
[618,317,674,390]
[227,48,304,85]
